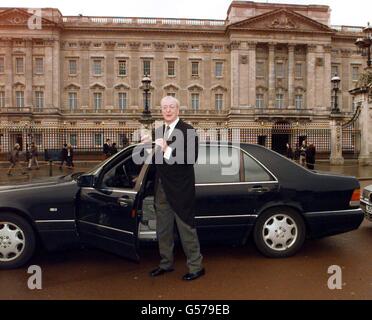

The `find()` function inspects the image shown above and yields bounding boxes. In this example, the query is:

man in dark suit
[150,96,205,281]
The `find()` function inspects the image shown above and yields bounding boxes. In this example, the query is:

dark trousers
[154,180,203,273]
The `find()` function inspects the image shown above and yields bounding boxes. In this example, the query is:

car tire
[0,213,36,269]
[253,208,306,258]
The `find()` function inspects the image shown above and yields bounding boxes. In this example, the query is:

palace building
[0,1,366,156]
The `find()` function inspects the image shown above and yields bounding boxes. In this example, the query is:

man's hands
[155,138,169,153]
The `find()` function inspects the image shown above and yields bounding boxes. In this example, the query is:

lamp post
[331,74,341,114]
[355,22,372,68]
[139,74,153,129]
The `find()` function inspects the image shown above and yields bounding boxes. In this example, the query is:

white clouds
[1,0,371,26]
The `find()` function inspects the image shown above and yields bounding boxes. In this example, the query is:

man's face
[161,98,179,124]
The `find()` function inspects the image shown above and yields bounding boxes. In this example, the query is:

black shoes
[182,268,206,281]
[150,267,206,280]
[149,267,174,277]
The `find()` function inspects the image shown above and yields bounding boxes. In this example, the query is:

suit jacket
[154,119,199,227]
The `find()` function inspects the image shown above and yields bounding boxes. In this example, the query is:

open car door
[76,146,149,261]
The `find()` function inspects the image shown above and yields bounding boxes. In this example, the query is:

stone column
[79,41,91,109]
[306,45,316,110]
[105,42,116,108]
[355,90,372,165]
[25,39,33,109]
[268,43,276,108]
[248,42,256,108]
[323,45,332,111]
[288,44,295,108]
[4,38,13,108]
[330,114,344,165]
[44,40,54,109]
[230,41,241,109]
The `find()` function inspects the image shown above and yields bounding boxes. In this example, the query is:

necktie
[164,125,171,140]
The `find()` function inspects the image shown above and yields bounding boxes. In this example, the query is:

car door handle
[248,186,269,193]
[118,198,129,207]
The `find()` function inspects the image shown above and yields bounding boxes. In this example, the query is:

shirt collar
[165,117,179,132]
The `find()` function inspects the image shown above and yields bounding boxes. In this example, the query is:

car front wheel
[253,208,306,258]
[0,213,36,269]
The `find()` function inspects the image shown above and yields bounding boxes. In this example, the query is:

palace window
[143,60,151,76]
[275,62,284,78]
[167,60,175,76]
[295,63,303,78]
[352,65,360,81]
[0,91,5,108]
[191,93,199,110]
[215,94,223,111]
[118,60,127,76]
[256,62,264,78]
[295,95,303,110]
[93,60,102,75]
[275,94,284,108]
[215,62,223,77]
[256,94,264,109]
[94,92,102,111]
[331,65,339,77]
[35,91,44,110]
[16,91,24,108]
[68,92,77,111]
[0,57,4,73]
[118,92,127,111]
[69,60,77,75]
[15,57,24,74]
[35,58,44,74]
[93,133,103,147]
[191,61,199,76]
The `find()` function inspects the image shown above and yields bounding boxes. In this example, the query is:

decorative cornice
[153,42,165,50]
[177,42,189,50]
[229,40,241,50]
[307,44,317,53]
[129,42,141,50]
[201,43,214,52]
[104,41,116,49]
[78,40,91,49]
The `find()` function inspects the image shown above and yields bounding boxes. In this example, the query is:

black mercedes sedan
[0,143,364,269]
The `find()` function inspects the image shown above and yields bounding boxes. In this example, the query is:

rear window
[243,153,274,182]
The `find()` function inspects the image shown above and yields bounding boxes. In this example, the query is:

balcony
[254,107,315,120]
[62,16,226,30]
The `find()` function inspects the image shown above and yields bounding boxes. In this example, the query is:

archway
[271,121,291,155]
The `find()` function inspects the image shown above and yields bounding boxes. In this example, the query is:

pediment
[65,83,80,90]
[90,82,106,90]
[163,83,180,91]
[211,85,227,91]
[114,83,130,90]
[228,9,333,33]
[187,84,204,91]
[0,8,57,27]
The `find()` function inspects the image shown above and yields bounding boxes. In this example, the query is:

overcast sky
[1,0,371,26]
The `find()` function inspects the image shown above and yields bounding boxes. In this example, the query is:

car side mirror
[77,174,95,188]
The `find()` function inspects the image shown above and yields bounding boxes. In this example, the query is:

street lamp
[141,75,152,118]
[355,22,372,68]
[331,74,341,114]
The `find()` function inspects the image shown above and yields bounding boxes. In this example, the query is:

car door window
[101,152,143,189]
[243,152,274,182]
[195,146,241,184]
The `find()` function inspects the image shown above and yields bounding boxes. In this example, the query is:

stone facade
[0,2,367,153]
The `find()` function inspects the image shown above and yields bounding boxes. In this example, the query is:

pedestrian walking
[67,144,74,169]
[110,142,118,155]
[103,139,111,158]
[286,143,294,160]
[299,140,307,167]
[28,142,39,170]
[7,143,26,176]
[306,143,316,170]
[60,144,68,169]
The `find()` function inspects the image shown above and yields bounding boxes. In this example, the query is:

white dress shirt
[163,117,179,160]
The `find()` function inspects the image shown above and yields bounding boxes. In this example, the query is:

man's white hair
[160,95,180,108]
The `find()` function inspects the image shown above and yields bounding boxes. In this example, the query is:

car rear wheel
[253,208,306,258]
[0,213,36,269]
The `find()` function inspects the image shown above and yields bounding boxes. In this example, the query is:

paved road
[1,164,372,300]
